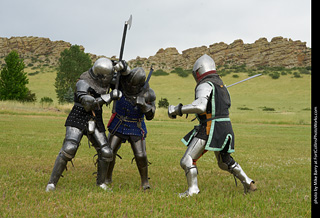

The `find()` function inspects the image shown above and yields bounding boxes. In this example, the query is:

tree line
[0,45,92,103]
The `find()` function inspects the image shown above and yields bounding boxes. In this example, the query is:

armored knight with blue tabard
[168,54,257,197]
[46,58,128,192]
[107,66,156,190]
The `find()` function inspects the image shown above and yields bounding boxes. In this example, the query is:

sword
[143,65,154,89]
[226,74,262,88]
[136,66,154,106]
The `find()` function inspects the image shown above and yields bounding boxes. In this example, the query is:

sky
[1,0,311,60]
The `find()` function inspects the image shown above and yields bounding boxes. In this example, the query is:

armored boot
[96,159,112,191]
[137,164,150,190]
[134,155,150,190]
[105,157,116,185]
[95,147,113,191]
[179,166,200,198]
[46,153,68,192]
[230,162,257,194]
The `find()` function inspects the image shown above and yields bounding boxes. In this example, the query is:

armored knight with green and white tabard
[168,54,257,197]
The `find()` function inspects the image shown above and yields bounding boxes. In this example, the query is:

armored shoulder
[76,79,90,93]
[144,88,156,103]
[195,82,212,100]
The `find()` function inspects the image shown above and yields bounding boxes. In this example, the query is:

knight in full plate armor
[106,67,156,190]
[168,54,257,197]
[46,58,128,192]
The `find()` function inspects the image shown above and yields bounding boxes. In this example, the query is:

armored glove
[100,89,122,105]
[110,89,122,100]
[114,60,130,76]
[168,103,183,119]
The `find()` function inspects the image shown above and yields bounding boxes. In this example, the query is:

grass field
[0,69,311,217]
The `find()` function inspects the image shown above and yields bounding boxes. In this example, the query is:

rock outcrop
[0,36,101,66]
[0,36,311,70]
[130,37,311,70]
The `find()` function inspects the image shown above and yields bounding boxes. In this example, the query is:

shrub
[293,72,302,78]
[153,69,169,76]
[237,107,253,111]
[40,97,53,105]
[171,68,190,78]
[261,106,275,111]
[158,97,169,108]
[269,72,280,79]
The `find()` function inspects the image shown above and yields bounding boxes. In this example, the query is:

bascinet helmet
[90,58,114,86]
[192,54,216,82]
[121,67,146,95]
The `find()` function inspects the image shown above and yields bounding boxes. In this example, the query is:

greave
[137,165,150,189]
[105,158,116,184]
[186,166,200,195]
[96,159,110,186]
[48,153,68,186]
[230,162,254,193]
[135,159,150,189]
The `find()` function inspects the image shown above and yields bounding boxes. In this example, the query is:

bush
[153,69,169,76]
[23,90,37,102]
[158,97,169,108]
[171,68,190,78]
[40,97,53,105]
[261,106,275,111]
[299,68,310,75]
[293,72,302,78]
[237,107,253,111]
[269,72,280,79]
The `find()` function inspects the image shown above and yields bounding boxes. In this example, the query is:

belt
[115,114,144,123]
[199,115,230,124]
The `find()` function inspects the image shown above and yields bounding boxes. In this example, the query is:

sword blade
[226,74,262,88]
[143,66,154,89]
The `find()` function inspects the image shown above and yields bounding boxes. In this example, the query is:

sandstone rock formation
[0,36,311,71]
[129,37,311,70]
[0,36,100,67]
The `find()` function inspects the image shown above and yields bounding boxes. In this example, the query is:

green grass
[0,69,311,217]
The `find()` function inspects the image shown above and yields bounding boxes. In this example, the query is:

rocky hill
[0,36,311,70]
[0,36,100,67]
[131,37,311,70]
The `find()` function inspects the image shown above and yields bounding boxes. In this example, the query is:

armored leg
[179,137,206,197]
[214,151,257,193]
[106,134,122,184]
[130,139,150,190]
[46,127,83,192]
[89,128,113,190]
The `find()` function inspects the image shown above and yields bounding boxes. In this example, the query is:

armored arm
[76,80,122,112]
[168,82,212,118]
[136,88,156,120]
[114,60,131,76]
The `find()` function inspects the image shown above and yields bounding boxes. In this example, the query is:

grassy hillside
[0,66,311,217]
[24,66,311,125]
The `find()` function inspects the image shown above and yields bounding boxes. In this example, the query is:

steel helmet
[192,54,216,82]
[91,58,114,85]
[121,67,146,95]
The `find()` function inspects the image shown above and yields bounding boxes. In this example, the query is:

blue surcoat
[108,95,147,137]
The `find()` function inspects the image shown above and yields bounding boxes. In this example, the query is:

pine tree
[55,45,92,103]
[0,50,30,101]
